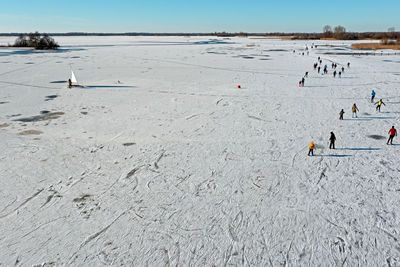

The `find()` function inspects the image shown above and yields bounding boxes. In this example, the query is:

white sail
[71,70,78,85]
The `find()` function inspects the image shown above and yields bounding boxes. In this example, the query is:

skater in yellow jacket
[308,141,316,156]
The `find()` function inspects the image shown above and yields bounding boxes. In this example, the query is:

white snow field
[1,36,400,266]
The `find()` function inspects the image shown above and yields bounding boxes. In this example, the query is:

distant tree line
[12,32,59,49]
[1,29,399,42]
[321,25,399,42]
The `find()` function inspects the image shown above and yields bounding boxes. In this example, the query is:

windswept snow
[1,36,400,266]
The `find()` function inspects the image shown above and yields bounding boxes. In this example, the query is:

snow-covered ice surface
[1,36,400,266]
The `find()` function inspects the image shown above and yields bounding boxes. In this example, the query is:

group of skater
[370,90,386,112]
[308,132,337,156]
[308,125,397,156]
[306,56,397,156]
[301,56,348,87]
[347,94,386,120]
[340,97,386,119]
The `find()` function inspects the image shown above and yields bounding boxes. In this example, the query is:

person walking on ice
[352,103,359,118]
[308,141,316,156]
[329,132,336,149]
[387,126,397,145]
[339,109,345,120]
[375,99,386,112]
[371,90,376,103]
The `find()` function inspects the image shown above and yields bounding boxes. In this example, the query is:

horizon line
[0,30,398,36]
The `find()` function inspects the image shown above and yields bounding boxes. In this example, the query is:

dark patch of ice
[383,60,400,63]
[367,135,386,140]
[73,194,92,203]
[207,51,227,55]
[14,112,64,122]
[7,114,21,118]
[0,48,85,57]
[45,95,59,101]
[264,49,288,52]
[123,142,136,146]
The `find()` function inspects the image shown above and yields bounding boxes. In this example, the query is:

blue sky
[0,0,399,33]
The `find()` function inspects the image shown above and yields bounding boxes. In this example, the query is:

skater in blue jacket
[371,90,376,103]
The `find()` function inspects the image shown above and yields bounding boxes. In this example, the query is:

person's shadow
[84,85,136,88]
[314,154,352,158]
[336,148,380,151]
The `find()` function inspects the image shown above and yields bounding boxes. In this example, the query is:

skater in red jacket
[387,126,397,145]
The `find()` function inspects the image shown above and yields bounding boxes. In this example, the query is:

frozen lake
[1,36,400,266]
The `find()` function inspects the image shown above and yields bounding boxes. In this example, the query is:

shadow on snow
[314,154,352,158]
[84,85,136,88]
[0,48,85,57]
[336,148,381,151]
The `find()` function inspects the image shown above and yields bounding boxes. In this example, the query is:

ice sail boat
[70,70,79,86]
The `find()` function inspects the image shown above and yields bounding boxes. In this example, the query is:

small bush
[381,39,398,45]
[13,32,59,50]
[35,34,59,49]
[14,34,29,47]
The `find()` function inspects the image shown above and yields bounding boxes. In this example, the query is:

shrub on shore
[381,39,398,45]
[13,32,59,50]
[351,42,400,50]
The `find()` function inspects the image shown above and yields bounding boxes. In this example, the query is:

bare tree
[333,25,346,39]
[323,25,332,37]
[388,27,396,39]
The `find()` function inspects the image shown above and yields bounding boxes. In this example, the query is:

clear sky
[0,0,399,33]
